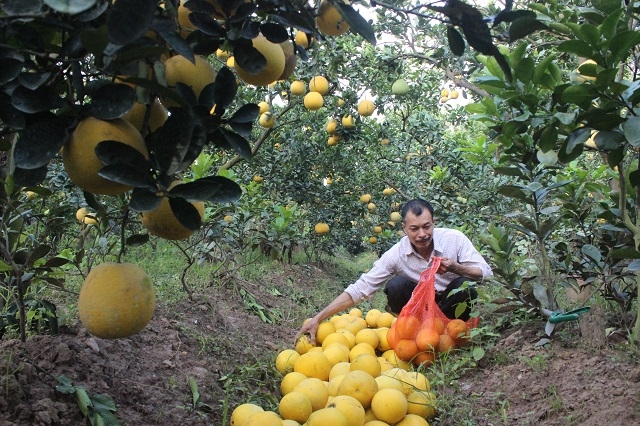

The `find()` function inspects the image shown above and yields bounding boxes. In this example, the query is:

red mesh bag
[387,257,479,366]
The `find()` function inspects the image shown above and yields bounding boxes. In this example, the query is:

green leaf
[43,0,97,14]
[91,84,137,121]
[608,30,640,65]
[582,244,602,263]
[76,388,92,417]
[509,17,547,42]
[107,0,156,46]
[538,125,558,152]
[170,176,242,204]
[579,23,600,46]
[0,260,13,272]
[188,377,200,407]
[169,196,202,231]
[498,185,531,204]
[611,248,640,259]
[14,119,68,169]
[532,54,556,85]
[514,56,534,84]
[557,40,593,58]
[335,2,376,45]
[561,84,600,109]
[11,86,64,113]
[447,26,465,56]
[623,116,640,147]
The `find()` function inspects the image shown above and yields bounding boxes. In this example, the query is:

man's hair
[401,199,434,222]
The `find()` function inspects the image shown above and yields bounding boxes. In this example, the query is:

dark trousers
[383,276,478,320]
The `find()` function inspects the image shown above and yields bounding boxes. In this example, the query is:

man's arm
[294,292,355,345]
[438,257,484,281]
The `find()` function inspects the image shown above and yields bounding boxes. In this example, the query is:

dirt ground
[1,262,639,425]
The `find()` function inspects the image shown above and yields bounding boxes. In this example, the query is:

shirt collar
[400,230,444,258]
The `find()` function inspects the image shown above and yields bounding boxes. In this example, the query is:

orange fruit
[437,334,455,353]
[423,317,445,334]
[393,315,421,340]
[386,325,398,348]
[415,327,440,351]
[412,351,435,367]
[446,318,470,345]
[394,339,418,362]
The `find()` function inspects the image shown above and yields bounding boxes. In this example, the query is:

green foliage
[56,375,119,426]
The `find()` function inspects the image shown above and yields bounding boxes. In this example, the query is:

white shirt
[344,228,493,303]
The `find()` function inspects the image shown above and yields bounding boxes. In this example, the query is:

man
[296,198,492,344]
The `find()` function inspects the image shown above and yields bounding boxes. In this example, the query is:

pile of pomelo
[230,308,439,425]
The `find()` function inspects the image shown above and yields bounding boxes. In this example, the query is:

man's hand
[294,317,320,346]
[437,257,459,274]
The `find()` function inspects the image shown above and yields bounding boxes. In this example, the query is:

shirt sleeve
[344,247,399,303]
[455,232,493,280]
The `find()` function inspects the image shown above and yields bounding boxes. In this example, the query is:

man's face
[402,209,434,251]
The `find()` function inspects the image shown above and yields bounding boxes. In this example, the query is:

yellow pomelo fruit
[290,80,306,95]
[306,407,349,426]
[78,263,155,339]
[244,410,282,426]
[350,353,382,377]
[375,328,391,352]
[308,346,323,353]
[223,215,233,223]
[326,118,338,134]
[140,181,205,241]
[324,344,350,366]
[395,413,431,425]
[226,56,235,67]
[349,342,376,361]
[279,40,297,80]
[327,136,339,146]
[363,421,388,426]
[316,0,350,36]
[370,388,408,424]
[315,222,330,234]
[344,317,368,336]
[258,101,270,114]
[349,308,363,318]
[358,100,375,117]
[382,187,395,196]
[252,175,264,183]
[216,48,230,60]
[234,34,285,86]
[330,361,352,381]
[359,193,372,203]
[230,403,264,426]
[177,1,197,34]
[355,328,380,349]
[328,373,346,396]
[337,370,378,409]
[382,367,412,395]
[365,309,381,327]
[76,207,98,226]
[378,356,394,374]
[381,138,390,145]
[405,371,430,392]
[259,112,276,128]
[327,395,366,426]
[373,226,383,234]
[317,321,337,344]
[63,117,147,195]
[322,332,351,350]
[122,100,168,133]
[279,391,313,423]
[309,75,329,94]
[164,54,217,106]
[390,212,402,223]
[293,377,329,412]
[342,115,355,128]
[376,312,395,328]
[295,30,310,48]
[295,334,314,355]
[304,91,324,110]
[450,89,459,99]
[375,374,406,394]
[281,371,307,395]
[368,236,378,244]
[406,390,437,419]
[282,420,301,426]
[276,349,301,375]
[336,329,357,348]
[367,203,376,211]
[294,351,332,381]
[382,350,412,371]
